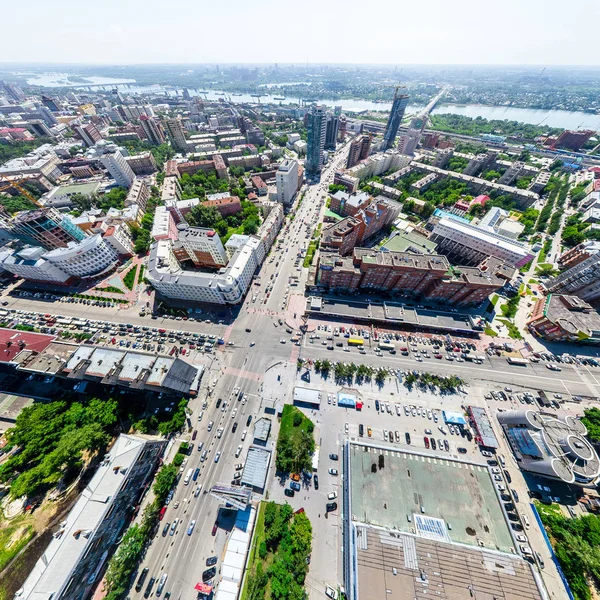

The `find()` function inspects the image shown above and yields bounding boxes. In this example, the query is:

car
[135,568,149,592]
[212,522,218,536]
[284,488,295,497]
[202,567,217,582]
[144,577,156,598]
[326,502,338,512]
[424,436,430,449]
[290,481,301,492]
[201,450,208,462]
[430,438,436,450]
[368,427,372,437]
[187,520,196,535]
[207,421,214,432]
[235,445,243,457]
[375,399,380,411]
[358,424,364,437]
[246,415,252,426]
[330,453,339,461]
[405,432,411,444]
[214,452,221,463]
[444,439,449,451]
[206,556,218,567]
[546,363,561,371]
[232,422,238,433]
[328,491,338,500]
[162,521,171,536]
[314,474,319,489]
[235,463,244,470]
[169,519,179,536]
[328,468,339,475]
[195,485,202,497]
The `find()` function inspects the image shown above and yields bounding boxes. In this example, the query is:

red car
[212,522,218,536]
[192,430,197,440]
[424,437,430,449]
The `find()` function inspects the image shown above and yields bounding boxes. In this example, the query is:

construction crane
[0,175,41,206]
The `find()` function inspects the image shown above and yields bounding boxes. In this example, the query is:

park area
[241,501,312,600]
[275,406,315,475]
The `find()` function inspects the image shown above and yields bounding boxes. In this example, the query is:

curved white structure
[44,234,118,278]
[498,409,600,485]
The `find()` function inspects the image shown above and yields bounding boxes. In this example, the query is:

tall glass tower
[306,105,327,176]
[383,87,409,151]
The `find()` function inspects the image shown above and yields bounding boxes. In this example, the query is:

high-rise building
[44,234,119,278]
[139,115,166,145]
[325,114,339,151]
[346,134,372,168]
[0,80,25,102]
[88,141,135,188]
[383,87,409,151]
[74,123,103,147]
[397,116,426,156]
[41,95,60,113]
[276,159,299,205]
[8,209,86,250]
[164,117,188,153]
[306,105,327,176]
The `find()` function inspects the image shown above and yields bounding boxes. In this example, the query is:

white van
[522,514,530,529]
[184,468,193,486]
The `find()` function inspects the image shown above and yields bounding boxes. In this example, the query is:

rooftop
[381,230,437,255]
[240,446,271,490]
[0,329,55,363]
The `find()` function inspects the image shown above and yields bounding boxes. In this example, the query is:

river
[25,75,600,131]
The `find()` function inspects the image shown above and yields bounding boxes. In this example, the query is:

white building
[91,222,134,256]
[151,206,177,241]
[347,151,412,180]
[430,217,534,268]
[18,435,165,600]
[41,181,101,209]
[125,178,150,212]
[88,141,135,188]
[43,234,119,278]
[276,159,298,205]
[0,247,70,283]
[178,225,228,267]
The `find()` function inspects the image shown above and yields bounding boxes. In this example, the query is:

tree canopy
[0,398,118,498]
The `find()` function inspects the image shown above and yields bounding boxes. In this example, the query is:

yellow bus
[348,337,364,346]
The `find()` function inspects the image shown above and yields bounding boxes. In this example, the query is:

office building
[498,410,600,485]
[7,208,86,250]
[0,80,25,102]
[552,130,595,152]
[41,95,61,113]
[164,117,188,152]
[19,434,166,600]
[306,105,327,175]
[333,171,359,193]
[276,159,299,205]
[74,123,103,147]
[382,87,409,151]
[315,248,507,306]
[88,141,135,188]
[325,114,339,150]
[176,225,228,268]
[139,115,166,145]
[546,252,600,304]
[0,247,70,284]
[478,206,525,240]
[44,234,119,278]
[329,190,371,217]
[430,217,533,268]
[125,152,157,175]
[346,134,371,169]
[528,294,600,344]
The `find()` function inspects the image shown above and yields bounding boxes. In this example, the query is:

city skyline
[2,0,598,65]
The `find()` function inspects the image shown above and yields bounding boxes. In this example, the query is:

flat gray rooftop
[349,444,513,553]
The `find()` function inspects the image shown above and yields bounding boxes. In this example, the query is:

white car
[241,430,247,441]
[327,491,338,500]
[214,452,221,463]
[235,445,243,458]
[216,427,223,439]
[515,534,528,543]
[194,485,202,497]
[328,468,339,476]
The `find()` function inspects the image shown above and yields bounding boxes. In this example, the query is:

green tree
[187,204,221,228]
[153,463,177,503]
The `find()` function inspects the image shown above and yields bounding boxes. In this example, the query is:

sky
[3,0,598,65]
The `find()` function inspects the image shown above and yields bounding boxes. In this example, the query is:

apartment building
[177,225,228,268]
[559,241,600,270]
[346,134,372,169]
[332,171,359,193]
[276,159,299,205]
[315,248,507,306]
[164,117,188,152]
[125,152,157,175]
[19,435,166,600]
[329,190,371,217]
[125,178,150,213]
[87,141,135,188]
[546,252,600,304]
[430,217,534,268]
[203,193,242,217]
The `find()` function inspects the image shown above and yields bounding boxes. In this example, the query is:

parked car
[326,502,337,512]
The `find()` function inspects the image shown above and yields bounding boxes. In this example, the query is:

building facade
[276,159,299,205]
[139,115,166,145]
[546,252,600,305]
[382,87,409,151]
[164,117,188,153]
[306,105,327,175]
[43,235,119,278]
[346,134,371,169]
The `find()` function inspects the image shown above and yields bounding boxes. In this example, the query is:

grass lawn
[490,294,499,307]
[498,319,523,340]
[122,265,138,290]
[276,405,315,473]
[98,285,124,294]
[0,514,35,573]
[279,405,313,458]
[484,327,498,337]
[240,502,267,600]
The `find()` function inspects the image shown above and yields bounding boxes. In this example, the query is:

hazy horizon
[2,0,598,66]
